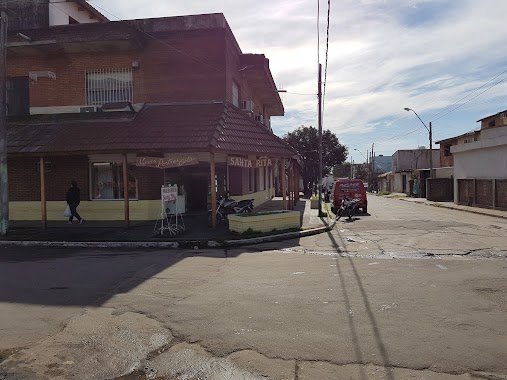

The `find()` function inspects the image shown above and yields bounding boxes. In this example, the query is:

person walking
[66,180,84,225]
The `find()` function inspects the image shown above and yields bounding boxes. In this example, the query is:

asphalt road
[0,196,506,380]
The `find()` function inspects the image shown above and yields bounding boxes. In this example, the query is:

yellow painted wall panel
[10,200,161,221]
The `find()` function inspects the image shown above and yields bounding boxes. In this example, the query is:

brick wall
[439,143,455,167]
[224,35,266,118]
[476,179,493,208]
[7,29,229,107]
[8,156,167,202]
[457,179,506,211]
[481,115,507,130]
[136,167,164,200]
[427,178,453,201]
[8,51,137,107]
[8,155,89,201]
[496,180,507,210]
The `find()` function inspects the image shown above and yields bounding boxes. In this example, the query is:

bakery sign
[136,155,199,169]
[228,156,274,168]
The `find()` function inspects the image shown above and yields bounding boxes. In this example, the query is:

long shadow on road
[0,246,227,307]
[326,228,394,380]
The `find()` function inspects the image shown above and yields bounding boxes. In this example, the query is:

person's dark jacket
[66,186,81,205]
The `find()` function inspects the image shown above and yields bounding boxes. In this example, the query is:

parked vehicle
[330,178,368,214]
[335,193,360,221]
[208,196,254,225]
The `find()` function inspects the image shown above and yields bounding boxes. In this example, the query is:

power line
[82,1,224,74]
[322,0,331,120]
[351,70,507,147]
[431,74,507,122]
[428,68,507,122]
[317,0,320,67]
[285,91,317,96]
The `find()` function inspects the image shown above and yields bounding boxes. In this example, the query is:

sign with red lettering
[136,155,199,169]
[228,156,274,168]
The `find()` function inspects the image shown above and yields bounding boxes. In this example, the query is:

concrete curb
[225,223,333,247]
[0,240,181,249]
[398,197,507,220]
[0,222,335,249]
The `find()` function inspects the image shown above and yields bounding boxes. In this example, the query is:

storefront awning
[7,102,296,157]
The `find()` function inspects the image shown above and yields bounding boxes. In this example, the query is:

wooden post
[290,165,294,209]
[123,154,129,228]
[210,152,217,228]
[292,166,295,209]
[40,157,47,230]
[0,11,8,236]
[294,167,299,204]
[282,158,287,210]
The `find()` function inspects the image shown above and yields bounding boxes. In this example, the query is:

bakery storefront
[7,102,299,226]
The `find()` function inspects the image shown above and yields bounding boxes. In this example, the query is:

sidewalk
[385,193,507,220]
[0,197,331,247]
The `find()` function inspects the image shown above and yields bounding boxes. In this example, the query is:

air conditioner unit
[240,100,255,112]
[254,115,264,123]
[79,106,101,113]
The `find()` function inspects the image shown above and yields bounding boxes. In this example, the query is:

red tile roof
[7,102,296,157]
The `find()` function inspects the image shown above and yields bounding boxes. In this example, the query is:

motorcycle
[335,194,359,221]
[208,196,254,225]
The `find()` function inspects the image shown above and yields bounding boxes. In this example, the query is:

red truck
[330,179,368,214]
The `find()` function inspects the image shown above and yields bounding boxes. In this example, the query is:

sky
[90,0,507,162]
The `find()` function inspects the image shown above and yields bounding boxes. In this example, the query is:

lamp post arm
[408,109,429,133]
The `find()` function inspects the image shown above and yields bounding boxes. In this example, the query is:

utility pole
[371,143,375,192]
[429,121,433,179]
[317,63,323,216]
[0,10,8,236]
[367,151,370,191]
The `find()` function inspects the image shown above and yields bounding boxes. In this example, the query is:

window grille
[86,68,133,106]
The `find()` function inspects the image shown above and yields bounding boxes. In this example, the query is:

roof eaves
[75,0,109,22]
[210,103,227,149]
[476,109,507,122]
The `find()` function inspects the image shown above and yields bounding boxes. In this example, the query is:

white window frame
[232,81,239,107]
[86,68,133,106]
[88,154,138,200]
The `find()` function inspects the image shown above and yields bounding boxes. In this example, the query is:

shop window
[232,81,239,107]
[91,162,138,200]
[86,68,133,106]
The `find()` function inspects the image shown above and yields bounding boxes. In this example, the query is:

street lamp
[354,148,369,185]
[404,107,433,178]
[353,148,367,162]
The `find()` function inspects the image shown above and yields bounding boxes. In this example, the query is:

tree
[333,162,351,178]
[283,126,347,195]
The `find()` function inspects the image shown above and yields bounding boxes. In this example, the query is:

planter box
[228,210,301,233]
[310,199,319,209]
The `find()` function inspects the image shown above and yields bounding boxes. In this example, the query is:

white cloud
[91,0,507,155]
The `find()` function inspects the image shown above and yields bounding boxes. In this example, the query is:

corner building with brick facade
[5,2,299,224]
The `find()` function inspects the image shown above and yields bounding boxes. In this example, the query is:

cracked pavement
[1,196,506,379]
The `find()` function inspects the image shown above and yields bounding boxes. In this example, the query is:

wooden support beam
[282,158,287,210]
[123,154,130,228]
[289,164,293,209]
[40,157,47,230]
[294,167,299,205]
